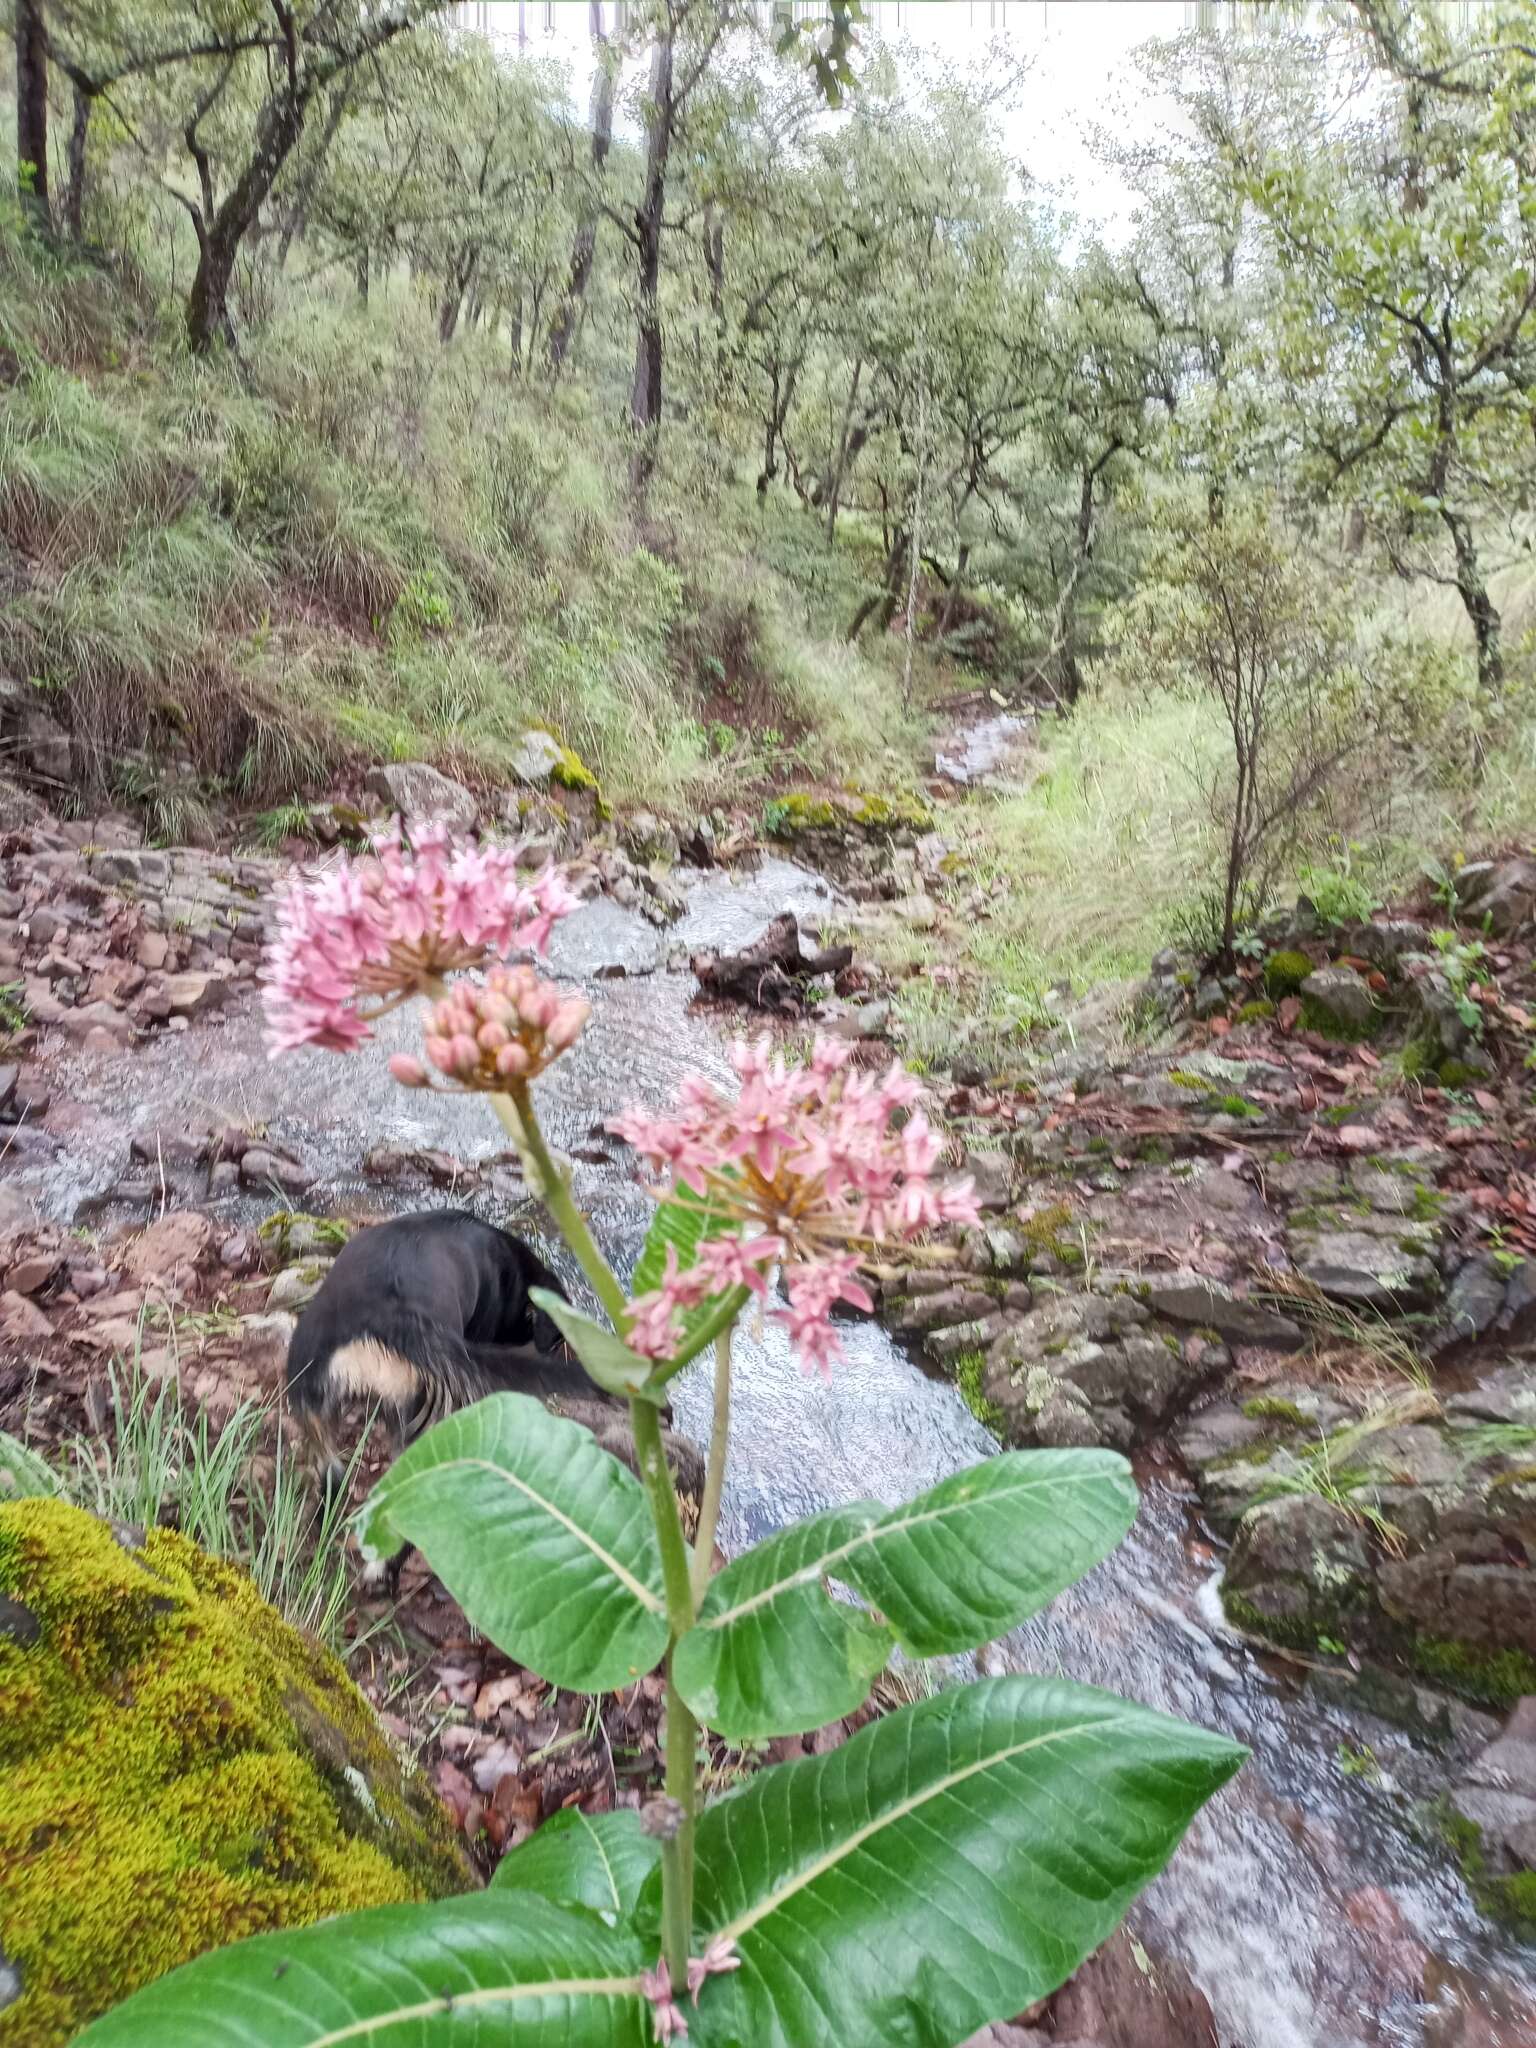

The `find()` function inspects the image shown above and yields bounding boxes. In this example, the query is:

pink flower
[685,1937,741,2005]
[262,817,578,1056]
[395,965,590,1096]
[639,1960,687,2044]
[610,1036,977,1373]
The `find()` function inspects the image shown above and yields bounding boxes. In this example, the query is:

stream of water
[21,849,1536,2047]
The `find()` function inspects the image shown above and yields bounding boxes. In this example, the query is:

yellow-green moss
[763,791,839,838]
[0,1499,472,2045]
[1235,999,1276,1023]
[550,744,599,794]
[951,1350,1005,1435]
[1264,949,1313,998]
[1440,1805,1536,1935]
[1408,1633,1536,1710]
[848,789,934,833]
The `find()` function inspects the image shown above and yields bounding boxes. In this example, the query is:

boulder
[15,706,72,785]
[509,730,568,786]
[1454,857,1536,938]
[620,812,680,866]
[268,1261,330,1313]
[1140,1270,1302,1346]
[120,1210,214,1287]
[1291,1228,1440,1311]
[1442,1259,1509,1344]
[364,762,477,833]
[1451,1696,1536,1877]
[0,1499,470,2045]
[1222,1494,1373,1643]
[1299,964,1375,1034]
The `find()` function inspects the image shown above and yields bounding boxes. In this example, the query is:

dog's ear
[529,1304,566,1355]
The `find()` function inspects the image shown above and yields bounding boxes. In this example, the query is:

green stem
[490,1086,631,1330]
[690,1327,730,1608]
[655,1284,751,1385]
[488,1074,705,1981]
[630,1394,698,1982]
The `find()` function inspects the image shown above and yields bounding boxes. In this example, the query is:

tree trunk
[628,27,675,490]
[822,357,863,540]
[549,4,615,370]
[1442,506,1503,696]
[63,83,93,240]
[276,81,350,272]
[847,528,908,643]
[355,242,370,304]
[186,89,307,353]
[936,542,971,639]
[15,0,51,235]
[756,356,800,498]
[1053,458,1111,706]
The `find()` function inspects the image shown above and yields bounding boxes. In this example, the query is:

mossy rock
[256,1211,352,1263]
[1263,949,1313,999]
[550,744,599,795]
[762,787,932,843]
[0,1499,472,2045]
[761,791,841,839]
[1235,999,1276,1024]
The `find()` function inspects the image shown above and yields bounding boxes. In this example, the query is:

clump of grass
[57,1361,367,1648]
[1259,1268,1432,1390]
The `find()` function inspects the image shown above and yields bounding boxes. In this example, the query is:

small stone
[81,1026,121,1056]
[268,1262,330,1313]
[135,930,169,971]
[365,761,477,831]
[121,1210,214,1285]
[1443,1258,1509,1343]
[1300,964,1375,1032]
[1193,977,1228,1020]
[6,1255,57,1296]
[59,1002,133,1046]
[240,1148,311,1195]
[1223,1493,1372,1637]
[1141,1271,1303,1346]
[964,1150,1013,1214]
[0,1290,52,1339]
[1292,1229,1440,1311]
[508,730,568,787]
[0,1066,19,1116]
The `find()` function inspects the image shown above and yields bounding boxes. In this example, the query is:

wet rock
[1299,963,1375,1033]
[1044,1924,1221,2048]
[81,1026,120,1056]
[1454,857,1536,937]
[1291,1228,1440,1311]
[621,812,679,866]
[1223,1494,1373,1639]
[58,1001,133,1046]
[144,971,233,1023]
[1139,1271,1302,1346]
[88,848,170,892]
[239,1148,312,1196]
[1443,1259,1509,1344]
[965,1150,1013,1213]
[681,817,717,866]
[1448,1364,1536,1429]
[129,1128,213,1170]
[547,897,664,979]
[364,762,477,832]
[1379,1529,1536,1662]
[1451,1696,1536,1875]
[1350,918,1432,970]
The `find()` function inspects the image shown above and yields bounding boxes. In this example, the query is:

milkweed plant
[81,818,1244,2048]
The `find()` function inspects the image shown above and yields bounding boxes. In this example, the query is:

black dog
[285,1208,591,1495]
[284,1210,705,1574]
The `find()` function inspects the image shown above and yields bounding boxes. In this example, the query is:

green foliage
[1265,950,1313,998]
[357,1394,670,1692]
[673,1452,1138,1740]
[1297,846,1381,927]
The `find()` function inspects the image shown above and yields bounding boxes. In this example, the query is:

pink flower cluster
[389,965,590,1093]
[612,1036,979,1378]
[262,817,578,1055]
[640,1940,739,2042]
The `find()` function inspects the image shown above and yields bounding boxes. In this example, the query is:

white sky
[454,1,1201,231]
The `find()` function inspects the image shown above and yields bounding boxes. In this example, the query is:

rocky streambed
[0,745,1534,2043]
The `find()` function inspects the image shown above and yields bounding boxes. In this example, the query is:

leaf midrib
[379,1454,665,1613]
[298,1974,642,2046]
[697,1472,1110,1630]
[712,1714,1113,1944]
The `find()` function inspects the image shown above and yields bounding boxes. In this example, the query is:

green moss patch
[1409,1634,1536,1711]
[951,1350,1005,1435]
[0,1499,471,2045]
[1264,949,1313,998]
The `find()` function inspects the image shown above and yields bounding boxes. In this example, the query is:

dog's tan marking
[328,1340,422,1408]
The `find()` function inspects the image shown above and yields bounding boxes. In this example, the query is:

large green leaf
[357,1393,668,1692]
[672,1451,1138,1739]
[72,1892,650,2047]
[529,1290,666,1404]
[682,1675,1246,2048]
[492,1810,660,1923]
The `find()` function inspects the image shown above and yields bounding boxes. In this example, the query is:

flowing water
[20,852,1536,2047]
